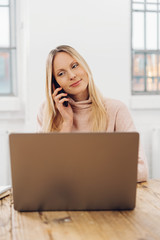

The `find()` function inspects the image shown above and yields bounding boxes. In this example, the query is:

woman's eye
[58,72,64,77]
[72,63,78,69]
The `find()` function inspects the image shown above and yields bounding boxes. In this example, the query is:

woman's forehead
[53,52,76,69]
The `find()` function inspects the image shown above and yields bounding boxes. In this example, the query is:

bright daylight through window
[132,0,160,95]
[0,0,16,96]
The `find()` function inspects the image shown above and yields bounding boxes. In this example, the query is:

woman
[37,45,148,182]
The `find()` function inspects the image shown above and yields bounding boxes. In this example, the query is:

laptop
[9,132,139,211]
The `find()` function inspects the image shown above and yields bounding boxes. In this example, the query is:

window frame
[131,0,160,95]
[0,0,17,97]
[0,0,27,115]
[130,0,160,109]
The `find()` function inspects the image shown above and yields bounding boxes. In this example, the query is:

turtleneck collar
[68,95,92,111]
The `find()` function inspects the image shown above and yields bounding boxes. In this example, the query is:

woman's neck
[69,89,89,102]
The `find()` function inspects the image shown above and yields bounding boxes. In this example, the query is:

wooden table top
[0,179,160,240]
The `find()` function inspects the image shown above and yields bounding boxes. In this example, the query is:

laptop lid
[9,132,139,211]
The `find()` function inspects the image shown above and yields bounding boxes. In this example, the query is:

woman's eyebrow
[70,60,77,66]
[55,68,64,73]
[55,60,77,73]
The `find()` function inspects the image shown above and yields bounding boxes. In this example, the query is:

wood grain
[0,179,160,240]
[0,190,11,240]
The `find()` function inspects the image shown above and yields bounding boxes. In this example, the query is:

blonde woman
[37,45,148,182]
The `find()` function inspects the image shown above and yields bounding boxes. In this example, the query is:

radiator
[152,128,160,178]
[0,131,11,185]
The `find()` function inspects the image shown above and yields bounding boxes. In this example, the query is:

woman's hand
[52,87,73,127]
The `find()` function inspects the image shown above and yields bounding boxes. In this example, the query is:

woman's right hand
[52,87,73,127]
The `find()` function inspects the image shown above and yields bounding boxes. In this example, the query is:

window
[0,0,17,96]
[131,0,160,95]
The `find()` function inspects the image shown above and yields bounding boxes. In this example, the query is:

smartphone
[52,76,68,107]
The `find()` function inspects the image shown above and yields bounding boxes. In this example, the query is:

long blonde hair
[42,45,108,132]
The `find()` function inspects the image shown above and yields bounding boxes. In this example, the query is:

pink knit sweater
[37,96,148,182]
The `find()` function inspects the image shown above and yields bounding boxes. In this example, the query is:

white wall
[0,0,160,183]
[27,0,131,129]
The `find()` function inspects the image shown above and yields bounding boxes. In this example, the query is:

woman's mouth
[70,79,82,87]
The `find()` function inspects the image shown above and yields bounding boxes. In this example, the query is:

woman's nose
[68,70,76,80]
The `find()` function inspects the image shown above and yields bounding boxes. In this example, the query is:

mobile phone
[52,76,68,107]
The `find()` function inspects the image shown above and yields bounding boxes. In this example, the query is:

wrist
[60,121,72,132]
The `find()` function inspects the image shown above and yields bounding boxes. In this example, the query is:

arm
[37,101,72,133]
[60,122,72,132]
[115,102,148,182]
[36,102,45,132]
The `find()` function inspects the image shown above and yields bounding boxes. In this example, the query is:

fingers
[59,97,69,104]
[52,87,65,99]
[52,87,62,99]
[52,87,69,106]
[54,92,68,101]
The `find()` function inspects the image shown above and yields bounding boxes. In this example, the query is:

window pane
[132,78,145,91]
[159,55,160,76]
[0,0,9,5]
[132,12,144,49]
[133,3,144,10]
[11,49,17,95]
[0,51,11,94]
[146,13,157,50]
[146,0,157,3]
[0,7,9,47]
[133,0,144,2]
[133,54,145,76]
[146,4,158,10]
[147,78,158,91]
[146,54,158,76]
[10,0,16,47]
[159,13,160,49]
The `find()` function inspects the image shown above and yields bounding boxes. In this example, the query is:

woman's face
[53,52,89,100]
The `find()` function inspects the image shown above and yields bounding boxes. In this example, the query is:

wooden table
[0,179,160,240]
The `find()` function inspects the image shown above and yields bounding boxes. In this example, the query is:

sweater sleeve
[36,102,45,132]
[115,102,148,182]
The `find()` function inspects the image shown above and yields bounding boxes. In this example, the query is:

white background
[0,0,160,184]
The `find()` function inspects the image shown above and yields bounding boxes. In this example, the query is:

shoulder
[102,97,128,113]
[103,97,136,131]
[36,100,46,132]
[37,100,46,121]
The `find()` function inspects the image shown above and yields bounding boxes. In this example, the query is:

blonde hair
[42,45,108,132]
